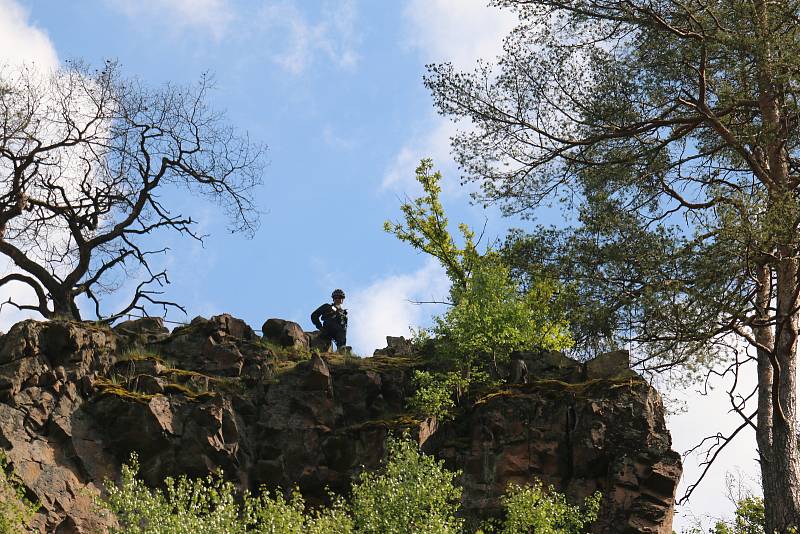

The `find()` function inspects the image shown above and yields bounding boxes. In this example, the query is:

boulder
[113,317,169,347]
[210,314,257,341]
[304,353,333,395]
[512,350,583,382]
[373,336,413,357]
[157,315,257,375]
[261,319,309,350]
[201,337,244,377]
[128,374,165,395]
[307,330,332,352]
[586,350,636,379]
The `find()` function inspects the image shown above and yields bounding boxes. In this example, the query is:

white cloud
[105,0,234,41]
[346,259,449,356]
[0,0,60,329]
[382,116,459,193]
[0,0,59,69]
[0,273,40,331]
[403,0,517,69]
[257,0,360,75]
[383,1,516,195]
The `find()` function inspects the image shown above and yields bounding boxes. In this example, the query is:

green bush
[500,481,601,534]
[432,255,573,368]
[99,436,462,534]
[0,450,39,534]
[99,441,601,534]
[246,490,352,534]
[351,435,463,534]
[407,370,464,420]
[100,454,350,534]
[101,454,249,533]
[385,159,573,371]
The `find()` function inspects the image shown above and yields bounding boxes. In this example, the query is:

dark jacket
[311,303,348,332]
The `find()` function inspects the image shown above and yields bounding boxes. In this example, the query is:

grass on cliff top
[94,377,156,404]
[107,346,245,393]
[161,366,245,397]
[473,376,648,406]
[249,338,311,361]
[325,353,424,374]
[116,348,164,362]
[267,349,424,379]
[93,375,219,404]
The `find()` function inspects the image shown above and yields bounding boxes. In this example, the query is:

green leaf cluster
[98,438,601,534]
[101,453,350,534]
[99,436,464,534]
[499,481,601,534]
[351,435,464,534]
[711,497,766,534]
[385,159,573,370]
[383,159,478,291]
[407,370,463,421]
[433,255,573,367]
[0,449,39,534]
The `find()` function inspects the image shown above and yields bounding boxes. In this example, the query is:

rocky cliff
[0,315,681,533]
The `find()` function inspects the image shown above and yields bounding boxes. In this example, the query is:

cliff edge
[0,315,681,533]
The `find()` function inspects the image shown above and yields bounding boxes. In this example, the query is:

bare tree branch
[0,61,265,321]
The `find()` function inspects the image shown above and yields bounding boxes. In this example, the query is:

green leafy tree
[101,455,249,534]
[407,369,481,421]
[0,450,39,534]
[712,497,766,534]
[99,438,465,534]
[385,159,572,371]
[434,254,572,368]
[425,0,800,528]
[500,481,601,534]
[99,454,350,534]
[383,159,478,293]
[247,491,353,534]
[351,434,464,534]
[408,370,459,421]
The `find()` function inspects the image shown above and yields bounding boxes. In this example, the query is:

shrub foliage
[0,450,39,534]
[97,437,600,534]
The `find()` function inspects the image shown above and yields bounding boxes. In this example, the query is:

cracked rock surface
[0,316,680,533]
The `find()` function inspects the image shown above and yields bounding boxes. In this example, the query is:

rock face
[0,317,681,533]
[431,380,680,533]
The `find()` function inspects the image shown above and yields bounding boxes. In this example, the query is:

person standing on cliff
[311,289,349,352]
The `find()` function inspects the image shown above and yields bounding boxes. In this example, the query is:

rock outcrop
[0,316,681,533]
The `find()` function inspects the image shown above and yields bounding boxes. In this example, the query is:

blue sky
[0,0,764,530]
[2,0,523,353]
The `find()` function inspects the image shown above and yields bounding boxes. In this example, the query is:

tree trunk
[755,265,774,458]
[49,290,81,321]
[760,375,800,532]
[760,261,800,532]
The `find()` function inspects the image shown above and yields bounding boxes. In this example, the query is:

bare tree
[0,61,263,321]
